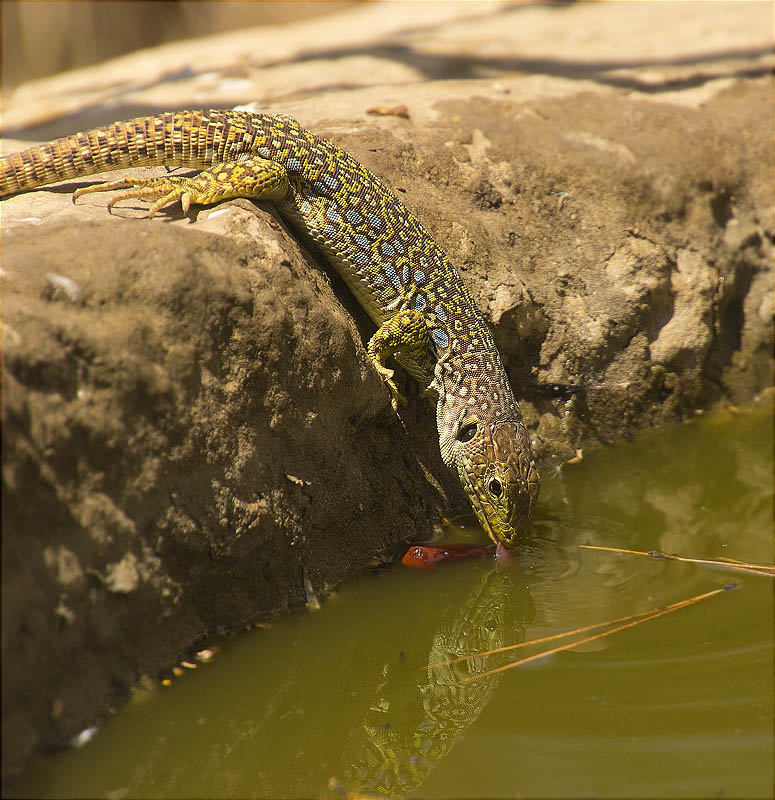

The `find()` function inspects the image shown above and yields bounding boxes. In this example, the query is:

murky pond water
[11,402,774,798]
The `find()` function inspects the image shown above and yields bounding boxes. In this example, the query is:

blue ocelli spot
[414,294,427,312]
[286,157,302,172]
[351,250,369,266]
[346,209,363,225]
[326,206,341,222]
[356,234,371,250]
[415,270,426,284]
[384,263,401,289]
[381,242,394,258]
[432,329,450,349]
[402,263,410,283]
[323,176,340,190]
[368,214,384,229]
[435,306,447,322]
[324,223,338,239]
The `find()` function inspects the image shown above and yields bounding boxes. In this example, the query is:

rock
[1,0,772,784]
[648,250,716,372]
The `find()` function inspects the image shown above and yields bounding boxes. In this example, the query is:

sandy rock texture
[2,0,772,783]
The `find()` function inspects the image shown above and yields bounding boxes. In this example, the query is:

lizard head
[444,416,539,548]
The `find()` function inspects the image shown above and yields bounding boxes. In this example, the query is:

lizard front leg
[367,309,431,411]
[72,156,289,216]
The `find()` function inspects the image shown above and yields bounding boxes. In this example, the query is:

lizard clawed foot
[73,177,199,217]
[387,380,407,412]
[69,158,290,218]
[385,379,408,411]
[373,364,406,411]
[366,310,430,413]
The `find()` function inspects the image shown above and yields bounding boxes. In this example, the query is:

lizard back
[1,107,539,546]
[1,109,521,422]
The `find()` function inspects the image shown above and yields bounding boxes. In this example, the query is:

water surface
[11,401,774,798]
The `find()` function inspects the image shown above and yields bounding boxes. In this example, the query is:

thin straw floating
[713,555,775,570]
[579,545,775,577]
[428,605,681,671]
[429,585,735,672]
[463,583,737,683]
[462,585,737,682]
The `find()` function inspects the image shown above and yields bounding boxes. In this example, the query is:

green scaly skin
[0,109,539,545]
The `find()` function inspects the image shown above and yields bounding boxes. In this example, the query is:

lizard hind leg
[72,156,290,217]
[367,309,432,411]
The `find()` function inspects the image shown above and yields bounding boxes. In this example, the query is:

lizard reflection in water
[332,565,532,798]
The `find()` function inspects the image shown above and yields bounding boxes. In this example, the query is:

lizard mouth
[458,466,513,548]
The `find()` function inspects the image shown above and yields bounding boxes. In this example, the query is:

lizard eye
[457,422,477,443]
[488,478,503,498]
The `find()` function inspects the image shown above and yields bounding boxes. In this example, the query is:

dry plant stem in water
[463,585,737,682]
[579,545,775,577]
[427,585,737,679]
[429,605,690,670]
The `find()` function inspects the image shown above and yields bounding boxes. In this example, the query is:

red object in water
[400,542,496,570]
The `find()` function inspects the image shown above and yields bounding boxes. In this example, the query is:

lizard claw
[385,377,407,410]
[73,177,192,218]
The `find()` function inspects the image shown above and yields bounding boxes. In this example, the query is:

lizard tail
[0,109,258,197]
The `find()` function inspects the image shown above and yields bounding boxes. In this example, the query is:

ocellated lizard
[0,109,539,546]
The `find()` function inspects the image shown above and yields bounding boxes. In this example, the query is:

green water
[10,402,774,798]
